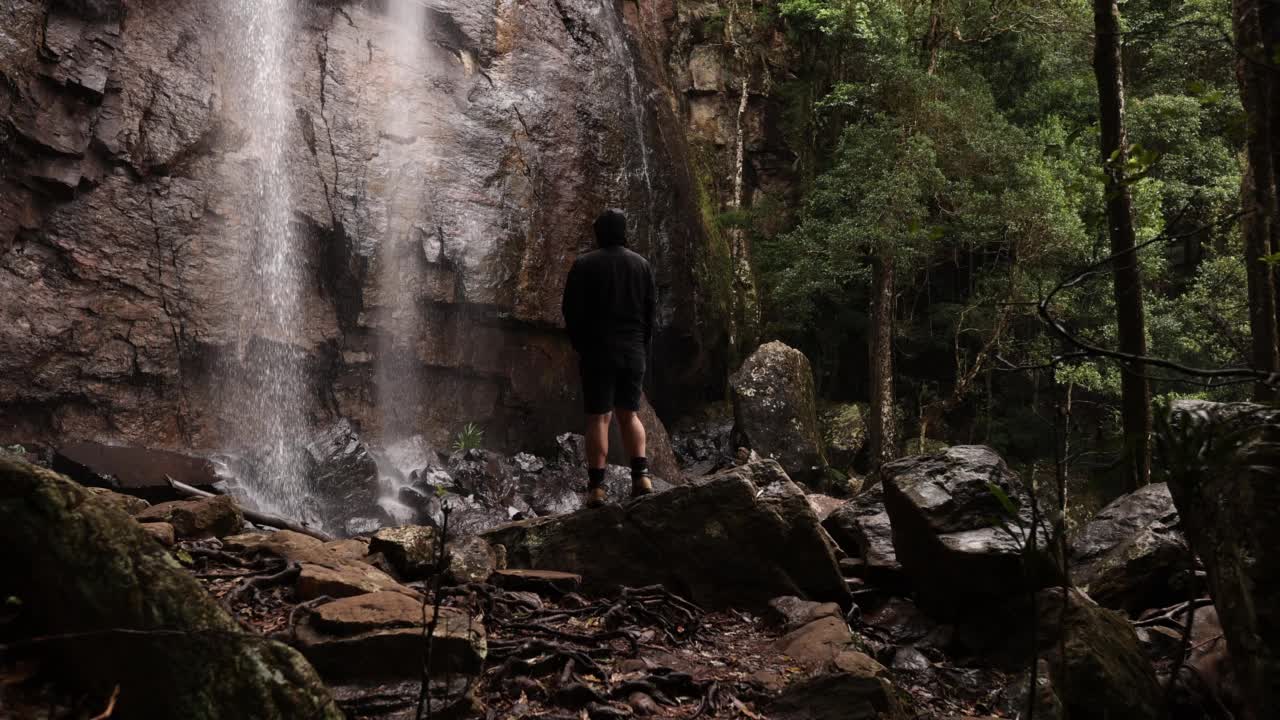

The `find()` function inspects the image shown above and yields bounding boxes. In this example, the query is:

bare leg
[585,412,612,470]
[615,409,647,460]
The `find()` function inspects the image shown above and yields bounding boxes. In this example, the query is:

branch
[1035,209,1276,384]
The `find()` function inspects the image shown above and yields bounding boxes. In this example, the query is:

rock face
[730,342,827,487]
[0,0,736,461]
[1163,400,1280,717]
[1069,482,1191,614]
[881,446,1054,615]
[483,460,851,610]
[0,456,343,719]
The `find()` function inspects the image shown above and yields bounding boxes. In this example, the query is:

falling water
[374,0,434,522]
[375,0,430,445]
[224,0,309,521]
[599,2,656,237]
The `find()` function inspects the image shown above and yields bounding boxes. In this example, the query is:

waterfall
[223,0,309,522]
[374,0,434,522]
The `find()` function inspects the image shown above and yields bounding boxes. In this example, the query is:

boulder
[295,591,486,683]
[1037,587,1162,720]
[730,342,828,488]
[881,446,1054,615]
[483,460,850,610]
[1163,400,1280,717]
[767,670,908,720]
[818,402,868,471]
[370,525,438,579]
[134,495,243,539]
[447,536,498,585]
[822,483,905,587]
[0,456,343,719]
[303,419,380,533]
[1069,482,1191,614]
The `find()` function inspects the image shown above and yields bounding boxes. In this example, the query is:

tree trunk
[1093,0,1152,490]
[868,252,897,468]
[0,457,344,720]
[1235,0,1280,398]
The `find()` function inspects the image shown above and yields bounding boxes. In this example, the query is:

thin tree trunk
[868,253,897,468]
[1093,0,1151,490]
[1235,0,1280,398]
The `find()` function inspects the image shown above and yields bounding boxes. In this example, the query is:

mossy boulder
[0,456,343,719]
[730,342,828,488]
[818,402,868,471]
[1038,588,1162,720]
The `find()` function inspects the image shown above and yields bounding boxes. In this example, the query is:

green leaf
[986,481,1020,518]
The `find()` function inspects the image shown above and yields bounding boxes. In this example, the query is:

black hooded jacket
[561,246,657,359]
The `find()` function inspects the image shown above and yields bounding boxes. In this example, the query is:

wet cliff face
[0,0,738,453]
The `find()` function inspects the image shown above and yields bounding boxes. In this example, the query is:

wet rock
[1069,482,1191,614]
[141,521,176,546]
[447,536,498,585]
[484,460,850,610]
[85,486,150,515]
[767,670,908,720]
[881,446,1055,615]
[135,495,243,539]
[370,525,438,579]
[819,402,868,471]
[1002,660,1065,720]
[766,596,843,632]
[295,591,485,683]
[730,342,828,488]
[512,452,545,474]
[1163,400,1280,718]
[860,597,938,647]
[822,483,905,587]
[344,516,385,537]
[670,403,734,474]
[1037,587,1162,720]
[890,646,931,672]
[52,443,221,501]
[304,420,380,533]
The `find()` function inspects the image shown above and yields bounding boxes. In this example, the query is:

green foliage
[452,423,484,452]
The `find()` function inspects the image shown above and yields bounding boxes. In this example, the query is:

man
[561,209,657,508]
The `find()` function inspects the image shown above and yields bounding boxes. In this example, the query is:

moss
[0,457,344,719]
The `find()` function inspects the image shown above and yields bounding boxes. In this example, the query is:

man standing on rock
[561,208,657,508]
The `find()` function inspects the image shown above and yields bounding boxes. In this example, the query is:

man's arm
[562,260,583,352]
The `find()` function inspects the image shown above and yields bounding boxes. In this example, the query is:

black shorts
[579,353,645,415]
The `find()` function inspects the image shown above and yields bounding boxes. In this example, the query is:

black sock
[587,467,606,488]
[630,457,648,479]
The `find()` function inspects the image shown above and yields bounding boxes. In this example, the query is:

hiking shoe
[585,484,607,508]
[631,472,653,499]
